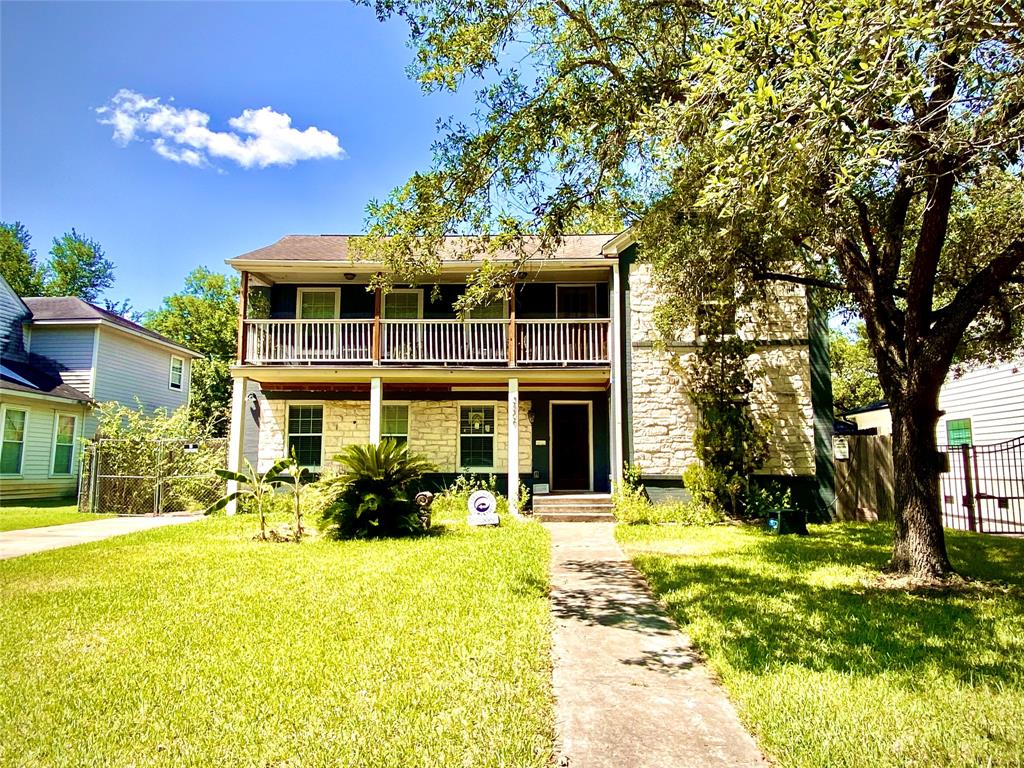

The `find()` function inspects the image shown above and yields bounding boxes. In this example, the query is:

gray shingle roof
[0,357,91,402]
[22,297,199,356]
[230,234,620,263]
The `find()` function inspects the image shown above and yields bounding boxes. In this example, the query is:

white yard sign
[467,490,500,526]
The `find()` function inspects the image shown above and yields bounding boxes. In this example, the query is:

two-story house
[0,275,199,500]
[225,232,834,513]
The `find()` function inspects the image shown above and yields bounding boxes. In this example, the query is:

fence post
[153,442,162,516]
[961,444,977,533]
[90,441,100,515]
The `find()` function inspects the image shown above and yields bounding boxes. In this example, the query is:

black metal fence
[939,436,1024,534]
[78,438,227,516]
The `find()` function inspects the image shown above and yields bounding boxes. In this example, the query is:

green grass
[617,522,1024,768]
[0,498,115,532]
[0,514,553,767]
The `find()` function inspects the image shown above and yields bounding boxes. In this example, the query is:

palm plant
[319,439,435,539]
[206,458,293,541]
[275,454,311,542]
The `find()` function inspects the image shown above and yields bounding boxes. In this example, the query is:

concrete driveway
[0,515,202,560]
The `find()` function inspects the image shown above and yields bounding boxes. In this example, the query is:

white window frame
[50,412,79,477]
[169,355,185,391]
[286,401,325,470]
[555,284,599,319]
[457,401,497,472]
[296,287,341,319]
[381,401,411,446]
[0,405,28,477]
[382,288,424,319]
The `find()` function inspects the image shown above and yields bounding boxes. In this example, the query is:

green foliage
[612,484,722,526]
[621,461,644,491]
[0,222,119,302]
[743,482,794,521]
[430,474,527,522]
[830,323,883,413]
[0,222,43,296]
[209,457,294,541]
[43,230,115,302]
[317,440,436,539]
[684,312,770,517]
[144,267,240,434]
[362,0,1024,573]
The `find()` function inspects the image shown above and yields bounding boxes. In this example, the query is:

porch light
[343,272,356,281]
[527,408,535,425]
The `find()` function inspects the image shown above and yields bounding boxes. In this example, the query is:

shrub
[744,481,794,519]
[430,474,527,523]
[317,440,435,539]
[612,484,722,526]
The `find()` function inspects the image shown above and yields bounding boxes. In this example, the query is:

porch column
[226,375,248,515]
[236,271,250,364]
[610,262,624,487]
[369,377,382,443]
[508,377,520,513]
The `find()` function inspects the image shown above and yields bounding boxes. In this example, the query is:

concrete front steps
[532,493,616,522]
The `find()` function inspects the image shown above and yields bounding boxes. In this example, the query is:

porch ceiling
[232,364,610,387]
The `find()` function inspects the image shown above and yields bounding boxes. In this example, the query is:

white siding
[92,327,191,429]
[0,393,88,500]
[27,326,96,396]
[937,361,1024,446]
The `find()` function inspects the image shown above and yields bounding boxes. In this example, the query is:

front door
[550,403,591,491]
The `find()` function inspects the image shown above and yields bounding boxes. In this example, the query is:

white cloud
[97,89,345,169]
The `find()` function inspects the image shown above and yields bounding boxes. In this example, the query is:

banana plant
[207,458,293,541]
[273,454,311,542]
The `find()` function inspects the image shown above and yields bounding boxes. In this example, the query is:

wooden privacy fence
[834,435,895,522]
[834,434,1024,534]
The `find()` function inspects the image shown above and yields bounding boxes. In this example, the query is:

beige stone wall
[628,262,815,477]
[255,393,531,474]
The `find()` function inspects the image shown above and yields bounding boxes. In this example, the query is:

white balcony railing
[381,319,509,363]
[242,318,610,365]
[516,320,610,363]
[245,319,373,363]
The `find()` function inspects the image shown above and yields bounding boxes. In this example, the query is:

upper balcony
[243,317,610,366]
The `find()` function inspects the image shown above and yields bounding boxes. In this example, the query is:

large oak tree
[360,0,1024,579]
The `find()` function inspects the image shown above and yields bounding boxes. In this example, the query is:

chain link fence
[79,438,228,515]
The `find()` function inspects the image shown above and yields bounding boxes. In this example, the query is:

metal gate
[939,436,1024,534]
[78,438,227,516]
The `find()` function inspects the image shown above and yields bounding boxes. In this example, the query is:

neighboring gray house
[0,277,199,500]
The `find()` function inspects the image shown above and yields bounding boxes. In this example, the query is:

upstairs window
[52,414,77,475]
[297,288,340,319]
[459,405,495,470]
[169,356,184,390]
[946,418,973,447]
[383,290,423,319]
[556,285,598,318]
[0,407,26,475]
[382,404,409,448]
[288,405,323,468]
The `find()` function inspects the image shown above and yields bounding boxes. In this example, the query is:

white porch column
[226,376,248,515]
[610,262,625,487]
[369,377,382,443]
[508,377,520,513]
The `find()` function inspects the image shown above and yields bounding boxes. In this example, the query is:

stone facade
[628,262,815,477]
[256,393,531,474]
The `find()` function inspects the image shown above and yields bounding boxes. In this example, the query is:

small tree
[275,455,312,542]
[207,458,294,541]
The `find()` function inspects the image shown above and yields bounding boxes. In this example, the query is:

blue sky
[1,1,474,312]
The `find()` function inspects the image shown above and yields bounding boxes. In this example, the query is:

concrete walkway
[0,515,201,560]
[547,522,767,768]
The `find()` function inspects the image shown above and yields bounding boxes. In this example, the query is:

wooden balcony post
[507,280,517,367]
[236,271,250,364]
[372,284,382,365]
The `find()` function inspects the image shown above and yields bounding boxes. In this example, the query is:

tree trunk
[887,391,954,579]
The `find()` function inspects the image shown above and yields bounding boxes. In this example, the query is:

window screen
[288,405,324,467]
[459,405,495,469]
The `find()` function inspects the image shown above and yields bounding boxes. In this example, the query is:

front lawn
[0,515,553,767]
[0,498,114,532]
[617,522,1024,768]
